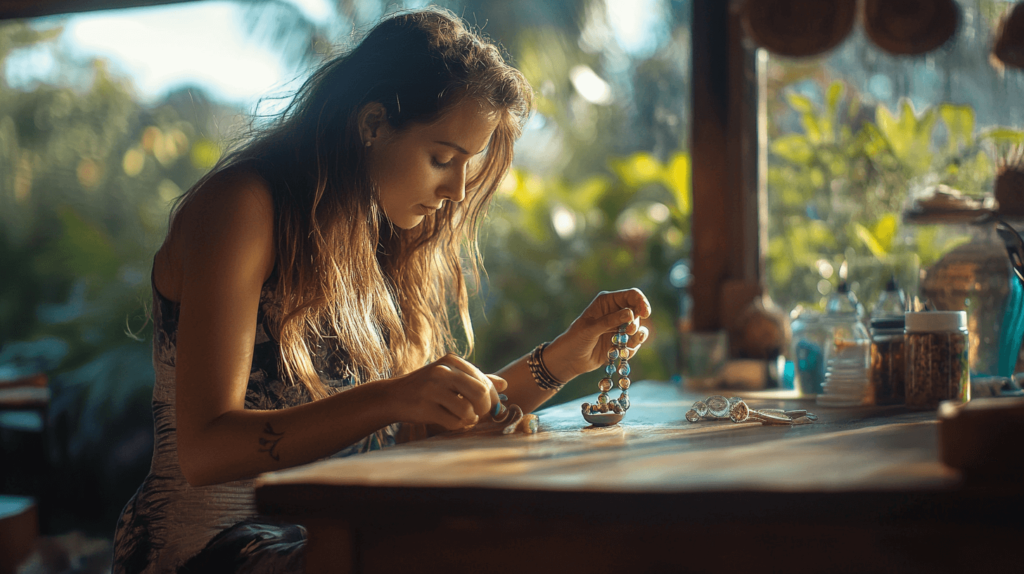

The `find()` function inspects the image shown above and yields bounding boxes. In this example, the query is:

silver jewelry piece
[685,396,817,426]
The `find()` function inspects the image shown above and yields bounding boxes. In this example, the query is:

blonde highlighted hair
[173,8,532,398]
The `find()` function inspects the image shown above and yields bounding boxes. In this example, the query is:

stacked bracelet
[528,342,566,391]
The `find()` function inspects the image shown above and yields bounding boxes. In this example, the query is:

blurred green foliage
[473,151,691,401]
[765,77,1024,313]
[0,20,238,531]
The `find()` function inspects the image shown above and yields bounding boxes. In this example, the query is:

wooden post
[690,0,765,334]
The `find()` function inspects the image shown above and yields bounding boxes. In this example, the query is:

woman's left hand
[543,288,652,383]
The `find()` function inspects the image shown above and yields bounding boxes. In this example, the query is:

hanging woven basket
[740,0,857,58]
[862,0,960,55]
[993,2,1024,69]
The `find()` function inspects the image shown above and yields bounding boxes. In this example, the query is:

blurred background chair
[0,372,51,535]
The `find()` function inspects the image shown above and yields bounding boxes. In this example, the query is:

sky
[5,0,659,110]
[7,0,334,108]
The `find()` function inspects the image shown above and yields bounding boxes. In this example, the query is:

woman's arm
[495,290,651,414]
[170,172,502,487]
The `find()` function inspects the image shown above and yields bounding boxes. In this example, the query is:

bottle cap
[905,311,967,332]
[870,317,905,330]
[884,275,898,292]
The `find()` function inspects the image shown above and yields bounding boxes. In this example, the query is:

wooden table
[255,382,1023,574]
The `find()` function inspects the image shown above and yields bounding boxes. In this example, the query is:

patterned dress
[112,271,399,574]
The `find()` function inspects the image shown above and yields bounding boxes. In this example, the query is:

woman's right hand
[385,354,508,430]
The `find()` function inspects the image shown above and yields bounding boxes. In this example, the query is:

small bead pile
[582,325,632,416]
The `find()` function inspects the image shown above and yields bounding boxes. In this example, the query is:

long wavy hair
[172,8,532,399]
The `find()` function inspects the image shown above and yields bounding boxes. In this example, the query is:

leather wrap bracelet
[528,342,565,391]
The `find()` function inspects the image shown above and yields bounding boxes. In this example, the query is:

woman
[113,8,650,573]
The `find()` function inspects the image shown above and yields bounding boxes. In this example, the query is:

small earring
[364,140,372,148]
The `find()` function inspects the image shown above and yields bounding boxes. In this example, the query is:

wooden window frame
[691,0,766,333]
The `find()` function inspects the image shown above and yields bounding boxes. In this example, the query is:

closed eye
[431,157,454,169]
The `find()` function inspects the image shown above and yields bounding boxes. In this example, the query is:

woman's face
[366,100,499,230]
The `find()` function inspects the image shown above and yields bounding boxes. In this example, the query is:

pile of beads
[684,395,817,425]
[582,325,632,419]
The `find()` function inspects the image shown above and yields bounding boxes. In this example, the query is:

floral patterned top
[112,269,399,574]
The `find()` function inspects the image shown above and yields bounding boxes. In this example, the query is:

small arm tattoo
[258,422,284,461]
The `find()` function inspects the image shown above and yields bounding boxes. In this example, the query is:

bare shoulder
[156,166,276,300]
[177,167,274,235]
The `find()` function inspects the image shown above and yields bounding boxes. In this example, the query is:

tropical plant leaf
[663,152,691,215]
[770,134,814,165]
[939,103,975,154]
[854,222,887,260]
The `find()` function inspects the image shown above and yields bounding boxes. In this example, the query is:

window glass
[764,0,1024,313]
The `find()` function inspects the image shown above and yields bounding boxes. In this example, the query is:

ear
[357,102,390,146]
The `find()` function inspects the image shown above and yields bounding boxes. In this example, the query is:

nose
[438,165,467,204]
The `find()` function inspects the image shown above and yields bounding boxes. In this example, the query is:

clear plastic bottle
[873,276,907,319]
[818,281,873,407]
[826,279,866,319]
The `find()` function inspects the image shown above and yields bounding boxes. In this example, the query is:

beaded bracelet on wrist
[528,342,566,391]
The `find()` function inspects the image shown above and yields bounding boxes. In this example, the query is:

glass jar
[790,311,828,396]
[870,317,905,405]
[905,311,970,408]
[919,221,1009,377]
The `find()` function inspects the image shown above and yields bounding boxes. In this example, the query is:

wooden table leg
[304,519,354,574]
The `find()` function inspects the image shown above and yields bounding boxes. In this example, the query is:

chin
[392,216,425,230]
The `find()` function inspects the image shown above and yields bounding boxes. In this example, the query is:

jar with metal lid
[870,317,905,405]
[905,311,970,408]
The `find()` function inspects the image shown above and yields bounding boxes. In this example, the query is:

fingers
[432,402,475,431]
[598,307,636,333]
[625,326,650,357]
[603,288,652,319]
[438,388,479,426]
[436,354,498,417]
[487,374,508,393]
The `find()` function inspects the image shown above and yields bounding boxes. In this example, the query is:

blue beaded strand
[583,323,633,417]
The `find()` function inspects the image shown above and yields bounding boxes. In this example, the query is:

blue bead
[617,333,629,345]
[608,348,620,361]
[618,393,630,410]
[605,363,616,376]
[597,392,610,405]
[618,361,631,376]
